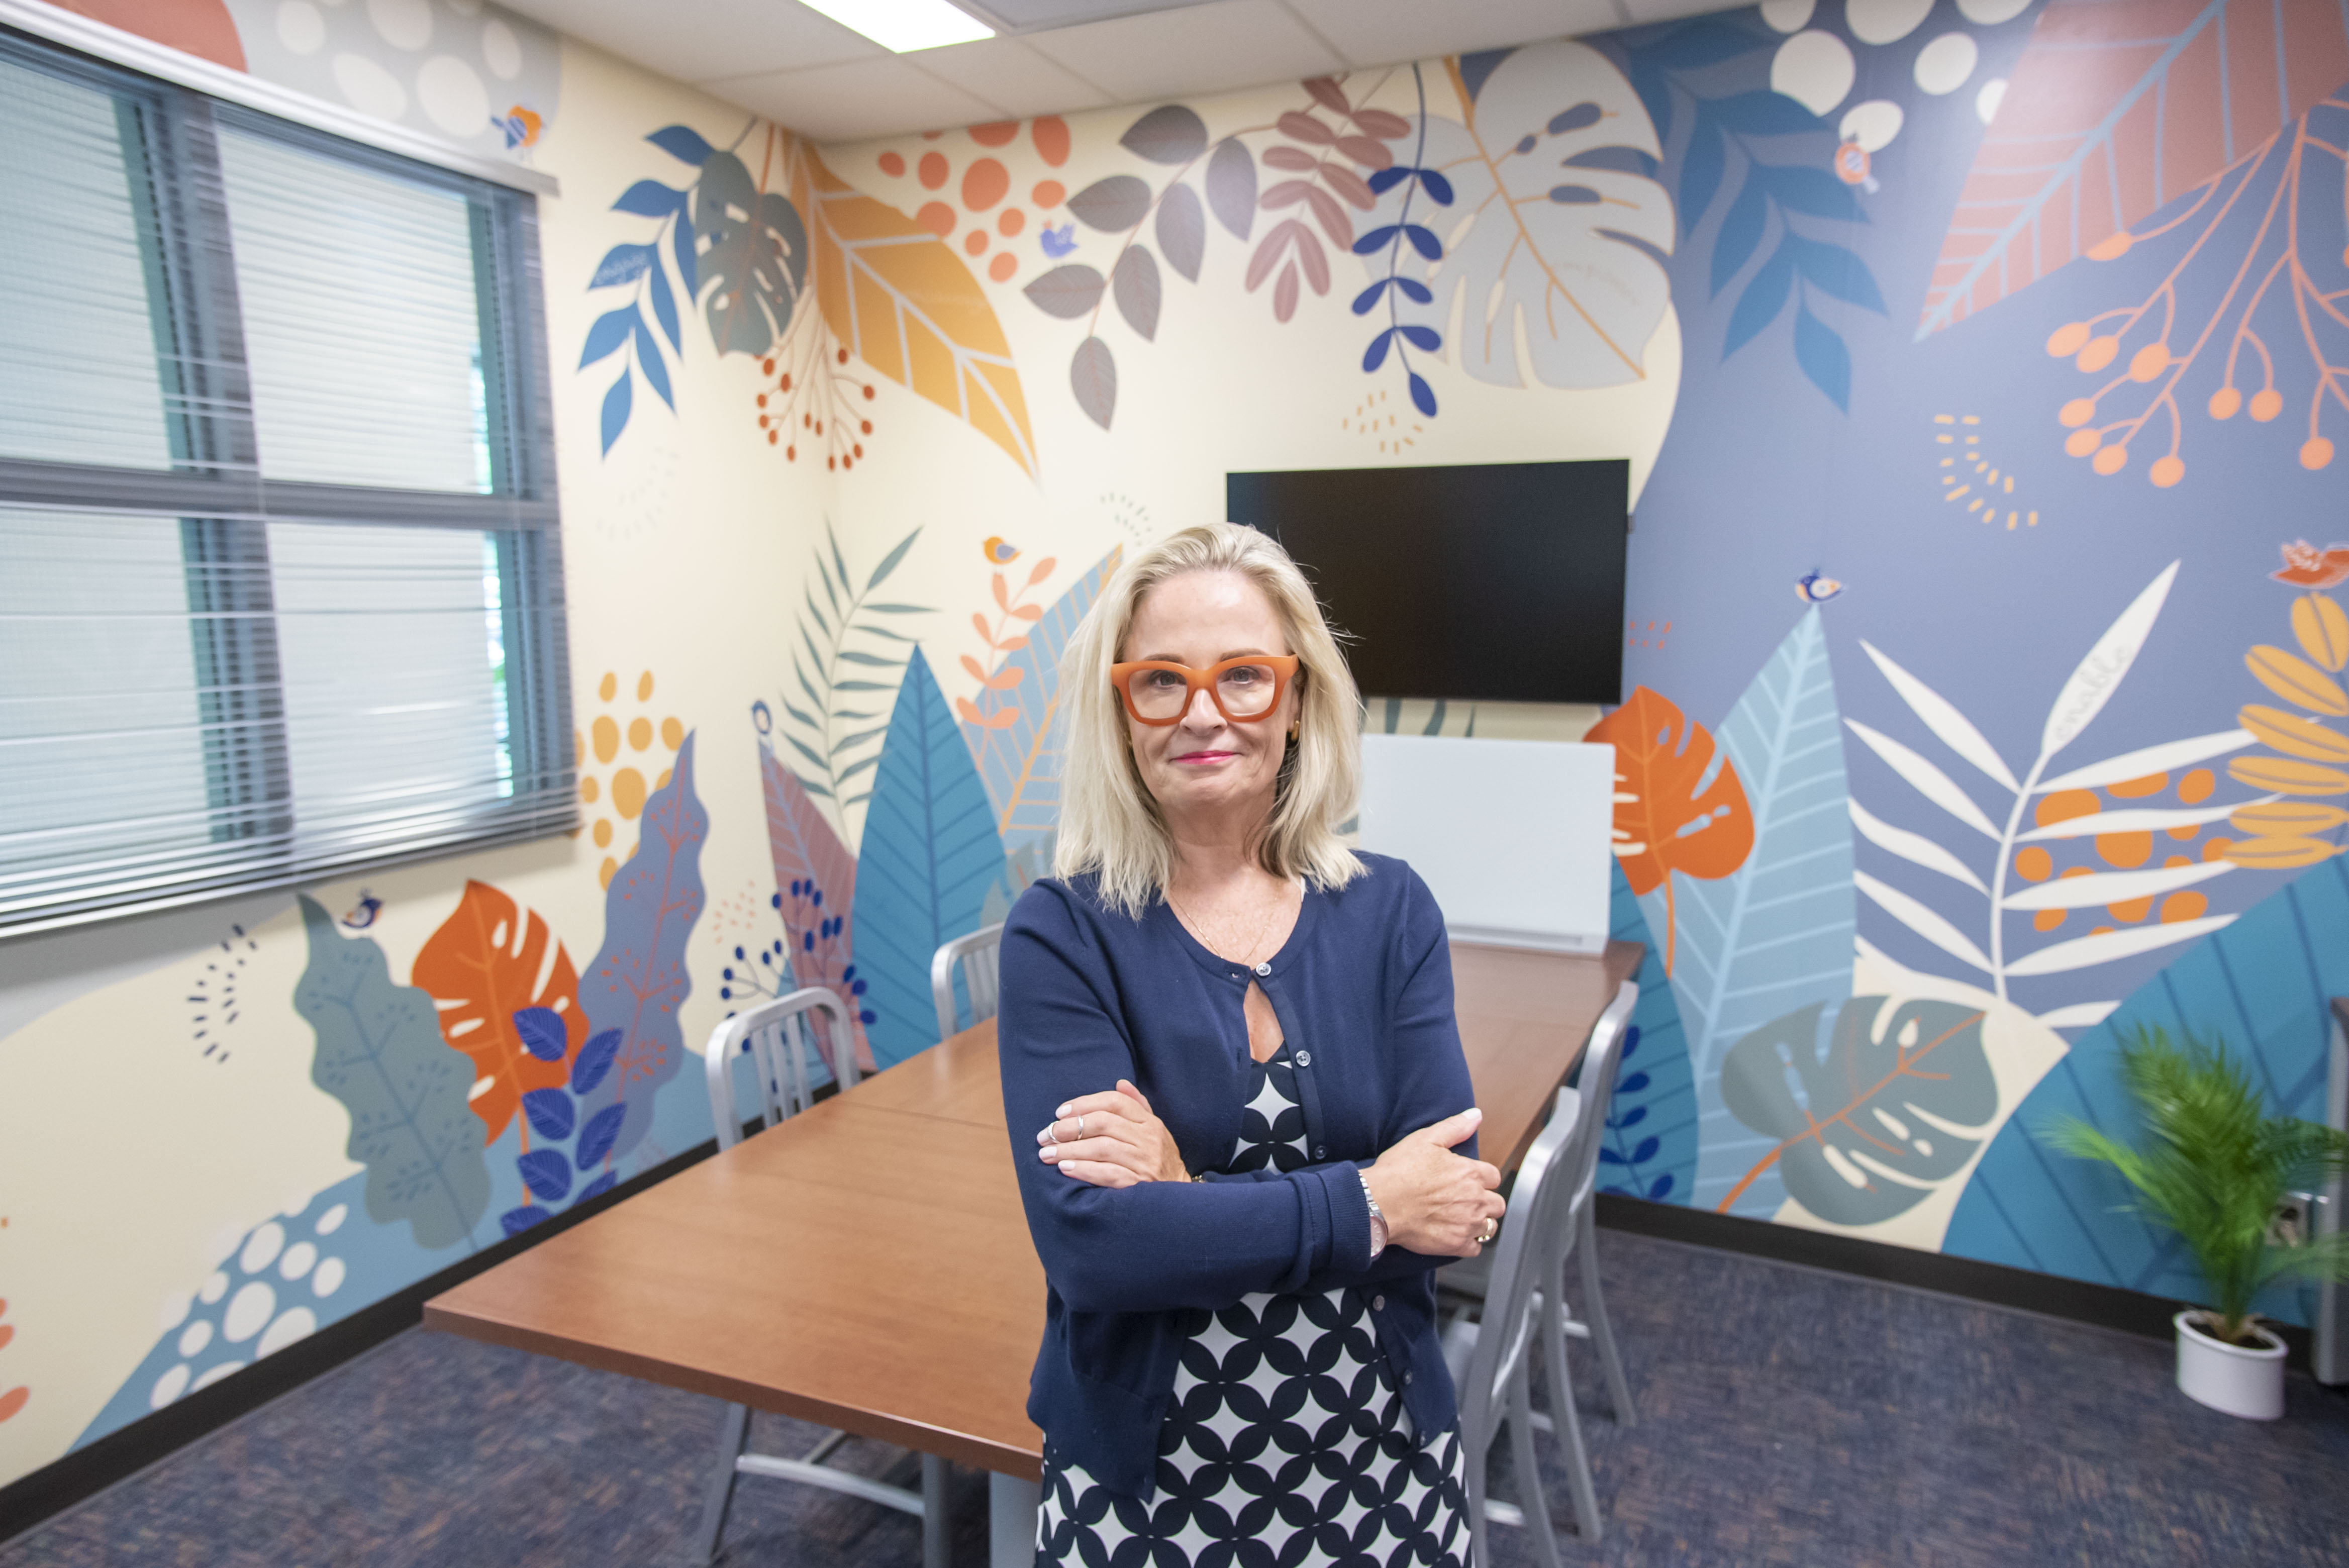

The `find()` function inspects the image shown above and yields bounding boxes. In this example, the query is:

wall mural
[10,0,2349,1505]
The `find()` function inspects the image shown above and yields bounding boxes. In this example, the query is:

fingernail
[1056,1104,1071,1117]
[1040,1145,1057,1160]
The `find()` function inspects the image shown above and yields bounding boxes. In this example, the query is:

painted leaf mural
[1597,859,1699,1204]
[1945,853,2349,1317]
[1368,40,1674,389]
[1920,0,2349,336]
[578,732,709,1166]
[795,140,1037,475]
[853,650,1007,1068]
[756,734,874,1070]
[696,147,809,355]
[410,881,588,1146]
[1637,610,1856,1216]
[960,547,1122,857]
[1718,997,1997,1226]
[1586,684,1755,973]
[292,898,490,1250]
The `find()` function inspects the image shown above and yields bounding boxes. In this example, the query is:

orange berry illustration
[2252,388,2284,421]
[2149,455,2184,487]
[2076,336,2120,372]
[2209,387,2241,419]
[2045,322,2091,357]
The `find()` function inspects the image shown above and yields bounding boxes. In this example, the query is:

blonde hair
[1055,522,1364,917]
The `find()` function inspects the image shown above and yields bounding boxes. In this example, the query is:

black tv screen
[1225,460,1628,705]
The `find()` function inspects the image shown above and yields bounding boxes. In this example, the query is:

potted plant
[2047,1026,2349,1420]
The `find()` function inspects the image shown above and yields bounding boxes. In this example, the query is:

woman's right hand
[1362,1108,1505,1258]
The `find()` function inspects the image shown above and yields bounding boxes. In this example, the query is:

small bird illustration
[1795,571,1844,604]
[342,890,384,929]
[1039,223,1078,259]
[1832,141,1879,194]
[498,106,543,150]
[983,536,1021,563]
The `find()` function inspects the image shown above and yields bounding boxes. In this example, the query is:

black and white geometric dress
[1036,1043,1470,1568]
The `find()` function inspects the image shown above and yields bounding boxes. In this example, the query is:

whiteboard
[1355,735,1617,953]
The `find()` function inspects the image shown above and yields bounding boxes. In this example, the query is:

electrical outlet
[2273,1191,2319,1248]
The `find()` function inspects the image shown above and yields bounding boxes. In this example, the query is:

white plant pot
[2174,1310,2287,1420]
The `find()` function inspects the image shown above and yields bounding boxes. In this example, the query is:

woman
[998,522,1505,1568]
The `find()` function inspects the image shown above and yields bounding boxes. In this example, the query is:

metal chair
[1440,1074,1580,1568]
[695,989,949,1568]
[929,921,1006,1040]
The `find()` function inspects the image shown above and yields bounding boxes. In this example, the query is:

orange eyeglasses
[1109,655,1300,726]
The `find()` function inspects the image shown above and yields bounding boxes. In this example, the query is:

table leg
[924,1453,950,1568]
[990,1471,1040,1568]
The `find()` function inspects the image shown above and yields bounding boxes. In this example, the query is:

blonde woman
[999,522,1503,1568]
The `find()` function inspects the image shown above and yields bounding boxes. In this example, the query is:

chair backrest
[930,922,1006,1041]
[1455,1094,1578,1445]
[1555,982,1640,1221]
[703,988,858,1151]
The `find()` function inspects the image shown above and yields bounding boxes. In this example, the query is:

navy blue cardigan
[998,852,1475,1499]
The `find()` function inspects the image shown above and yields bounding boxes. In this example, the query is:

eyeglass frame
[1108,655,1302,727]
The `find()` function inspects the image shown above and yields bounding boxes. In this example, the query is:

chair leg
[1504,1362,1568,1568]
[1576,1207,1635,1426]
[1465,1420,1489,1568]
[694,1401,753,1565]
[923,1453,950,1568]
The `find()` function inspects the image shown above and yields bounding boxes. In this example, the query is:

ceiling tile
[911,37,1117,118]
[703,55,1003,140]
[1023,0,1343,104]
[494,0,880,84]
[1282,0,1627,67]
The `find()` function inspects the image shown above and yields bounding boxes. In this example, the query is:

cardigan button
[1372,1294,1386,1312]
[1403,1369,1414,1385]
[1293,1050,1311,1067]
[1254,961,1271,976]
[1314,1144,1326,1158]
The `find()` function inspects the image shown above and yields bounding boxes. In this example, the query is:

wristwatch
[1359,1172,1388,1261]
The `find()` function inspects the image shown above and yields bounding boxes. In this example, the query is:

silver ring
[1074,1115,1087,1139]
[1478,1218,1499,1244]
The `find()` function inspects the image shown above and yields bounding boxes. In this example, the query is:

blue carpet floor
[5,1228,2347,1567]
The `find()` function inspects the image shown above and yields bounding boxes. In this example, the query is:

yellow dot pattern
[576,668,683,890]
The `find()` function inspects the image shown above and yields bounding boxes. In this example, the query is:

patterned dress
[1036,1043,1470,1568]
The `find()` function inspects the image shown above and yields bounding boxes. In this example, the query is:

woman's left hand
[1037,1080,1188,1187]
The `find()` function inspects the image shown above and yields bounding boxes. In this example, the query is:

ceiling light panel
[959,0,1227,29]
[799,0,996,52]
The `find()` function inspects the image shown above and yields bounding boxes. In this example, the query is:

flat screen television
[1225,460,1628,705]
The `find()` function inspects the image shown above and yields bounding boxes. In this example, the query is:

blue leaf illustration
[520,1087,576,1141]
[1787,235,1885,314]
[590,243,655,289]
[579,307,635,368]
[1758,163,1864,221]
[1355,224,1401,255]
[1597,1147,1627,1165]
[1602,860,1698,1203]
[1709,177,1767,297]
[1722,241,1792,359]
[292,898,489,1250]
[573,1171,618,1207]
[1792,304,1850,411]
[1709,90,1820,136]
[1352,279,1391,314]
[574,1103,626,1171]
[1631,1135,1660,1163]
[613,179,686,218]
[517,1148,573,1203]
[1402,224,1440,259]
[1407,372,1436,417]
[1368,167,1412,195]
[963,550,1122,857]
[634,319,675,410]
[647,125,714,166]
[577,733,708,1162]
[1947,856,2349,1322]
[599,371,631,456]
[647,258,681,352]
[1680,119,1726,240]
[1363,327,1396,372]
[513,1006,568,1061]
[854,650,1007,1068]
[672,211,698,296]
[1399,324,1440,352]
[1647,610,1855,1215]
[1419,169,1454,205]
[1395,278,1431,304]
[1618,1071,1651,1094]
[571,1028,622,1095]
[500,1205,553,1237]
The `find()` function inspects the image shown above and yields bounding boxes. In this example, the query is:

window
[0,28,573,937]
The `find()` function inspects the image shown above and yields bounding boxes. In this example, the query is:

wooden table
[425,939,1638,1563]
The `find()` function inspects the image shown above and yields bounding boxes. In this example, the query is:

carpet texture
[6,1229,2346,1566]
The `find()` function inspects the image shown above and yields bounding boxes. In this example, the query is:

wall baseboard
[1595,1193,2321,1376]
[0,1135,724,1547]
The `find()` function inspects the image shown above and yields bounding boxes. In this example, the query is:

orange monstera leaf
[411,880,588,1146]
[1587,687,1755,973]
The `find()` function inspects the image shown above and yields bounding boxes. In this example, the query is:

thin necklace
[1167,878,1295,967]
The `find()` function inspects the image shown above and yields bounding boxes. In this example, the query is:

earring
[1287,720,1301,741]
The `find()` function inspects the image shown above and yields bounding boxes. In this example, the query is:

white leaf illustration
[2036,1000,2120,1029]
[1846,720,2003,840]
[2036,729,2257,793]
[1861,641,2020,793]
[2014,798,2270,842]
[2001,858,2231,911]
[2038,561,2179,761]
[1855,870,1994,972]
[2001,914,2233,976]
[1848,799,1988,894]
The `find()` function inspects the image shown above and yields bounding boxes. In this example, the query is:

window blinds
[0,29,573,937]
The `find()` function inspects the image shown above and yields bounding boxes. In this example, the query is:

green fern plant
[2046,1026,2349,1347]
